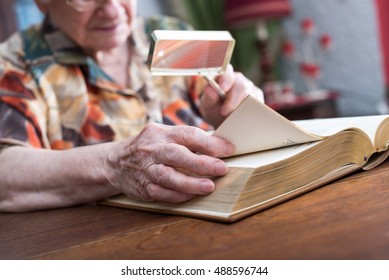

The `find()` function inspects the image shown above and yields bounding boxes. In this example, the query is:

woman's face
[37,0,137,52]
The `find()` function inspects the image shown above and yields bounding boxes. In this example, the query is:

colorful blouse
[0,16,211,150]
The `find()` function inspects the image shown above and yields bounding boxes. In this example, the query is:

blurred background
[1,0,389,119]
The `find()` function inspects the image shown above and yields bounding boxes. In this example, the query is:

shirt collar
[41,17,121,89]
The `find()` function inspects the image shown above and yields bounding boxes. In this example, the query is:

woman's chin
[89,39,126,52]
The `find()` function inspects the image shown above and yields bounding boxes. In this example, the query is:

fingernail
[214,161,228,175]
[200,180,215,194]
[225,143,235,155]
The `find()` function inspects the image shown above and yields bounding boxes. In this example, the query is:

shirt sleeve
[0,101,43,148]
[0,45,45,148]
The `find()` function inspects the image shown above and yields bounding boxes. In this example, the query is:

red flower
[282,40,295,57]
[319,34,333,50]
[299,62,320,79]
[301,18,315,35]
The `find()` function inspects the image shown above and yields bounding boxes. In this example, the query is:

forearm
[0,143,119,212]
[0,124,234,212]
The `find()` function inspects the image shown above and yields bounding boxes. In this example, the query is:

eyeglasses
[65,0,128,12]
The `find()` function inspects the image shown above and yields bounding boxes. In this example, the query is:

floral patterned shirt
[0,16,211,150]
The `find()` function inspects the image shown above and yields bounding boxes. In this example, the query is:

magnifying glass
[147,30,236,100]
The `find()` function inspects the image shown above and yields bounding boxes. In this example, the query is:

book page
[225,142,319,168]
[213,95,323,156]
[294,115,389,142]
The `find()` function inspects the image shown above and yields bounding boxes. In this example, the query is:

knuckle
[154,164,166,181]
[145,184,160,201]
[180,127,199,143]
[190,156,210,175]
[162,146,180,163]
[234,72,245,82]
[143,122,160,131]
[139,123,165,139]
[153,164,174,186]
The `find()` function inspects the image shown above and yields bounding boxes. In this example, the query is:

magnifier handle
[205,76,226,101]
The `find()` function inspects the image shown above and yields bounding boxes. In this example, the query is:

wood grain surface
[1,161,388,260]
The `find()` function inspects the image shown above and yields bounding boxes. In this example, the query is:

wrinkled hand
[200,64,264,127]
[105,123,235,203]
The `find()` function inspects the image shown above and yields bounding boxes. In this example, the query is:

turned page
[213,95,323,156]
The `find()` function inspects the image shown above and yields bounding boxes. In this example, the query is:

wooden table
[1,161,389,260]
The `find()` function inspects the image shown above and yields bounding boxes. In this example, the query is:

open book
[100,95,389,222]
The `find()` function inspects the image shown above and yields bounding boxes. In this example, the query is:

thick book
[100,95,389,222]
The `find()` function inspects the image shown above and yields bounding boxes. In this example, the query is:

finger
[152,144,229,176]
[220,72,250,116]
[165,126,235,157]
[144,182,196,203]
[200,64,235,109]
[201,83,222,110]
[145,163,217,196]
[136,123,234,157]
[217,64,235,92]
[201,64,234,107]
[251,87,265,102]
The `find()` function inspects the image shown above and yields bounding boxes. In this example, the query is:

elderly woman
[0,0,263,212]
